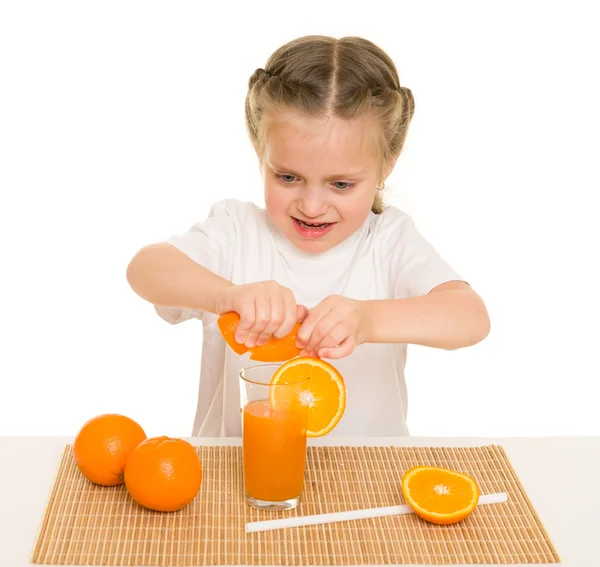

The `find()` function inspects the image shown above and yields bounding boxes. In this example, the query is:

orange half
[401,466,480,525]
[217,312,301,362]
[270,357,346,437]
[217,312,249,355]
[249,323,302,362]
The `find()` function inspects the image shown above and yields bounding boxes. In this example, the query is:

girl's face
[262,111,381,254]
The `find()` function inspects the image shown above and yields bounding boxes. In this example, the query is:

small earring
[376,183,384,191]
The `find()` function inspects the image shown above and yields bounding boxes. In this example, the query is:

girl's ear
[382,155,399,181]
[376,164,393,189]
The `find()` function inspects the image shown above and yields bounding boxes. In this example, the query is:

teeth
[297,219,329,228]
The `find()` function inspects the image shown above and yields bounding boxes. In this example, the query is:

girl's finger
[235,303,255,345]
[274,288,298,339]
[311,320,349,354]
[296,305,328,349]
[247,295,270,348]
[296,304,309,323]
[303,310,342,354]
[258,293,285,345]
[318,336,355,360]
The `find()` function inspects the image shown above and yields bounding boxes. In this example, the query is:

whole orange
[124,436,203,512]
[73,413,147,486]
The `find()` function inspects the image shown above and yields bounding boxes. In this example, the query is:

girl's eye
[333,181,355,191]
[276,173,297,184]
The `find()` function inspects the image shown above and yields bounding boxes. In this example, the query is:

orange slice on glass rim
[401,465,480,525]
[270,357,346,438]
[217,312,302,362]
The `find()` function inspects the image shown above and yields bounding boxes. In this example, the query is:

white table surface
[1,435,598,566]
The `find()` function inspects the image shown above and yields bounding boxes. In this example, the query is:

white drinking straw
[245,492,508,533]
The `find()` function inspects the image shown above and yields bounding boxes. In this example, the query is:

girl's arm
[362,280,490,350]
[126,243,233,313]
[126,243,306,343]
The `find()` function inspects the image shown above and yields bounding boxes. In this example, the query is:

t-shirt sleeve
[153,199,242,325]
[379,207,467,299]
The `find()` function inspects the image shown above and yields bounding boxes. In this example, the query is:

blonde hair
[245,35,415,214]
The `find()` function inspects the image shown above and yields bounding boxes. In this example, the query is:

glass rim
[239,363,311,387]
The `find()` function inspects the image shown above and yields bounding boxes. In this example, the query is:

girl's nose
[297,186,328,218]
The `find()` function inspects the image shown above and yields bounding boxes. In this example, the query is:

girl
[126,35,490,438]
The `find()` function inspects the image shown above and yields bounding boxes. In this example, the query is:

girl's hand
[296,295,369,359]
[216,281,308,348]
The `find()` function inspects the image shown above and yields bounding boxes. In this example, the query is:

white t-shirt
[155,199,464,437]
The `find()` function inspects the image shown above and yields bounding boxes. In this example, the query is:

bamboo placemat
[31,444,560,565]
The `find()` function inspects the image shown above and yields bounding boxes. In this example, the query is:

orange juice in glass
[240,363,310,510]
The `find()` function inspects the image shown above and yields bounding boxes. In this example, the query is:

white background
[1,1,598,439]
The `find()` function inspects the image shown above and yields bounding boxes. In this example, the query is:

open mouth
[291,216,336,238]
[294,218,333,229]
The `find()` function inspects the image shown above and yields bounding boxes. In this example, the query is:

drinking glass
[240,363,310,510]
